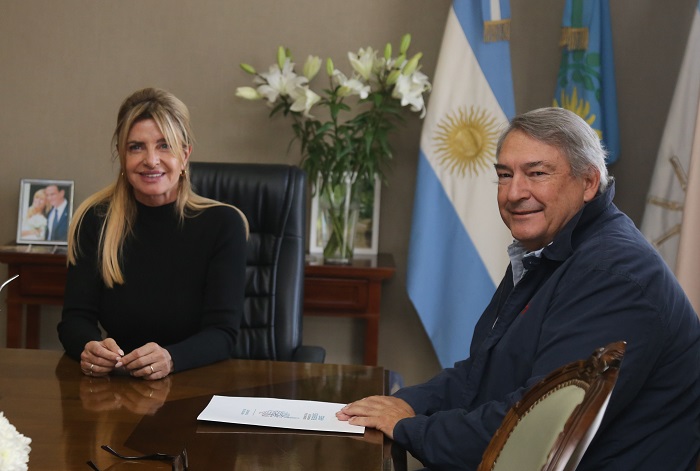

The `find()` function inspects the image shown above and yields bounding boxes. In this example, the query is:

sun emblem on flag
[553,87,603,139]
[647,155,686,247]
[433,106,500,177]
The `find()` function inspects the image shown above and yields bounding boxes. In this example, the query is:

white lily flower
[235,86,262,100]
[374,56,387,77]
[348,47,378,81]
[383,56,399,71]
[341,78,371,99]
[392,70,431,118]
[332,70,371,99]
[289,86,321,117]
[256,59,307,103]
[303,55,322,81]
[343,77,372,100]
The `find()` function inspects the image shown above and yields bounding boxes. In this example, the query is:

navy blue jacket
[394,183,700,470]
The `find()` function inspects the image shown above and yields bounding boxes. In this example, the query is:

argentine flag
[641,0,700,311]
[407,0,515,368]
[554,0,620,164]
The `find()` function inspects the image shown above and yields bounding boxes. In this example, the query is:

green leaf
[585,53,600,68]
[581,65,600,79]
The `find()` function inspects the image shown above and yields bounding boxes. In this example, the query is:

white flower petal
[0,412,31,471]
[257,58,308,100]
[392,71,431,117]
[348,47,377,81]
[289,86,321,117]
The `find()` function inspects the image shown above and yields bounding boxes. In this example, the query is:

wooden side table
[0,246,68,348]
[303,253,395,366]
[0,245,396,366]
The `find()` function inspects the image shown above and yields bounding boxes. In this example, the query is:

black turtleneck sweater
[58,201,247,372]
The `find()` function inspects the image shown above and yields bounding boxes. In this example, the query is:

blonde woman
[20,188,49,240]
[58,88,248,380]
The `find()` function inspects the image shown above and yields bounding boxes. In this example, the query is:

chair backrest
[478,341,626,471]
[190,162,324,362]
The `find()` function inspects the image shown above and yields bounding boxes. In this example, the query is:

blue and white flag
[641,0,700,311]
[407,0,515,368]
[554,0,620,164]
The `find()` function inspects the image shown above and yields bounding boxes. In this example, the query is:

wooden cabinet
[0,247,67,348]
[0,247,395,366]
[304,253,395,366]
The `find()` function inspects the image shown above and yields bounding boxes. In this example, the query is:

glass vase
[319,173,360,264]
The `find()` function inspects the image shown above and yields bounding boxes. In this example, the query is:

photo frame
[16,179,75,246]
[309,175,381,256]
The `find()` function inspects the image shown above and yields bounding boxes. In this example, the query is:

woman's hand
[80,338,124,377]
[79,375,172,415]
[120,342,174,380]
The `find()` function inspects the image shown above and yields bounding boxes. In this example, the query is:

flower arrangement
[0,412,31,471]
[236,33,431,189]
[236,34,431,261]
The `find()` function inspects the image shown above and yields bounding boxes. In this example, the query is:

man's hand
[336,395,415,439]
[80,338,124,377]
[120,342,174,380]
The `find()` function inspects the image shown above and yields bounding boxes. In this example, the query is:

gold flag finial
[484,19,511,43]
[559,27,589,50]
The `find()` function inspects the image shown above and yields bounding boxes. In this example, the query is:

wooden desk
[0,246,67,348]
[0,348,393,470]
[304,254,396,366]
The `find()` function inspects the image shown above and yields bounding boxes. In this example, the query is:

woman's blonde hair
[27,188,48,218]
[67,88,248,287]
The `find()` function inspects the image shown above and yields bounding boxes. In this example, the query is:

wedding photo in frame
[16,178,74,246]
[309,175,381,256]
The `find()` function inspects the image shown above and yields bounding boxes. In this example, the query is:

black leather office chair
[190,162,325,363]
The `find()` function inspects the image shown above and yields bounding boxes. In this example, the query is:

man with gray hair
[339,107,700,470]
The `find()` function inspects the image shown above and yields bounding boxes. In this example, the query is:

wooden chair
[477,341,626,471]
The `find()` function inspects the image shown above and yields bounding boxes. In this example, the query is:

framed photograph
[16,179,75,246]
[309,175,381,256]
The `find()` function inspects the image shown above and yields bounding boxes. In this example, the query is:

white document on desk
[197,395,365,434]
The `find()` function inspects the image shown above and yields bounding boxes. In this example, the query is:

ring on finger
[149,365,155,374]
[90,363,94,371]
